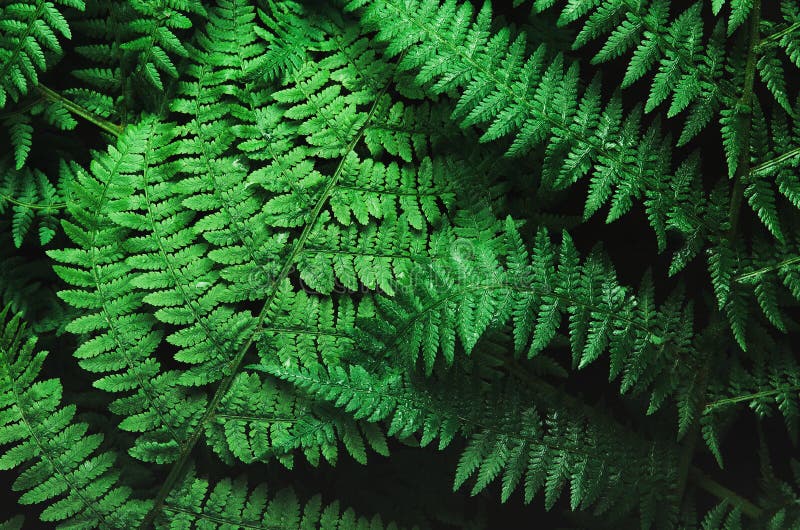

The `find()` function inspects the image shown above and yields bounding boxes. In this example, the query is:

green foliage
[0,0,799,528]
[356,219,696,409]
[258,353,680,524]
[348,0,688,232]
[0,0,85,108]
[0,305,151,527]
[0,158,65,247]
[161,469,409,529]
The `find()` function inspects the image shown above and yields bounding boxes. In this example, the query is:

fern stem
[750,146,800,175]
[675,350,712,512]
[213,413,299,423]
[0,191,65,210]
[726,1,761,240]
[757,20,800,49]
[687,334,761,520]
[688,467,762,518]
[675,427,700,513]
[704,385,800,411]
[161,506,267,529]
[139,77,394,530]
[36,85,124,137]
[735,255,800,282]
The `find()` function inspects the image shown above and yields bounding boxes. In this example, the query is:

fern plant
[0,0,799,528]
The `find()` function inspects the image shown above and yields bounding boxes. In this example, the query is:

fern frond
[160,469,409,529]
[756,49,791,113]
[757,1,800,99]
[705,347,800,444]
[261,359,679,527]
[48,127,204,464]
[0,253,66,331]
[0,0,85,108]
[700,501,742,530]
[0,159,65,247]
[206,371,390,467]
[358,219,694,402]
[249,0,324,83]
[1,90,80,174]
[346,0,703,240]
[68,0,132,120]
[47,6,486,523]
[118,0,206,91]
[7,1,797,527]
[0,305,151,527]
[734,232,800,331]
[532,0,732,131]
[363,99,466,163]
[727,0,754,36]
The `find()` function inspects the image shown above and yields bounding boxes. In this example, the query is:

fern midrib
[214,413,301,423]
[131,5,175,87]
[85,125,184,446]
[375,282,513,362]
[504,356,679,496]
[138,126,234,379]
[336,182,446,197]
[673,347,712,518]
[277,368,472,429]
[368,114,452,139]
[616,0,737,101]
[223,1,311,267]
[751,145,800,175]
[726,0,761,240]
[110,5,134,125]
[140,75,393,529]
[161,504,281,529]
[330,31,383,93]
[302,247,429,260]
[183,57,271,286]
[757,19,800,48]
[250,33,318,206]
[260,324,352,338]
[704,384,800,412]
[0,189,65,211]
[735,254,800,282]
[37,84,123,136]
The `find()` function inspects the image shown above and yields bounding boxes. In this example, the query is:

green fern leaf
[162,470,407,529]
[727,0,753,36]
[0,306,151,527]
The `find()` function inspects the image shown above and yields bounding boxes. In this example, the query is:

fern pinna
[0,0,799,528]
